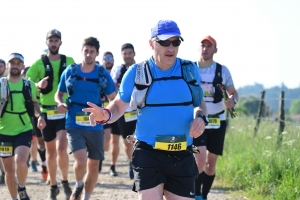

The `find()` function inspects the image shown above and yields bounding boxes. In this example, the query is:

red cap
[201,35,217,46]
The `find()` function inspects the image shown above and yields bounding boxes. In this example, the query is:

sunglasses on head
[155,39,181,47]
[103,56,114,61]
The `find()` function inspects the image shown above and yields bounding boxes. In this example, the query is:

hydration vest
[197,62,223,103]
[40,54,67,95]
[0,77,35,125]
[65,64,107,107]
[130,59,203,115]
[117,65,127,83]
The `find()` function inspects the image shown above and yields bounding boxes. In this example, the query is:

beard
[105,63,113,70]
[49,47,60,55]
[9,69,21,77]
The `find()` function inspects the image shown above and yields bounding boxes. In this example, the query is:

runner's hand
[82,102,110,126]
[190,117,205,138]
[37,76,49,89]
[57,103,68,114]
[37,116,46,130]
[224,96,235,109]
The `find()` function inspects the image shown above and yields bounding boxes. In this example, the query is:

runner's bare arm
[82,94,129,126]
[54,90,68,113]
[191,99,207,138]
[33,100,46,130]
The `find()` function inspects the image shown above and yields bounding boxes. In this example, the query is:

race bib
[206,114,221,129]
[47,106,65,120]
[124,111,137,122]
[75,112,91,126]
[0,142,13,157]
[154,135,187,151]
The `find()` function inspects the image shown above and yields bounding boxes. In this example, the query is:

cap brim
[157,34,184,41]
[47,34,61,39]
[8,55,24,63]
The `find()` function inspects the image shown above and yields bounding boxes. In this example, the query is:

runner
[26,29,75,200]
[21,66,38,172]
[110,43,136,179]
[98,52,120,173]
[82,20,209,200]
[0,53,46,200]
[55,37,116,200]
[193,36,239,200]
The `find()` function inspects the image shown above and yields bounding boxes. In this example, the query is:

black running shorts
[132,140,198,198]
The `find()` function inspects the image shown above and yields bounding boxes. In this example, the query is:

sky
[1,0,299,89]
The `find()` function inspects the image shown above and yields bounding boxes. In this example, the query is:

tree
[289,99,300,114]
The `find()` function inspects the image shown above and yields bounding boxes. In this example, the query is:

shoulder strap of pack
[22,78,34,118]
[0,77,9,118]
[65,63,78,97]
[215,62,222,78]
[58,54,67,79]
[97,64,107,92]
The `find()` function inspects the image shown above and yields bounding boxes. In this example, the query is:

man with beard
[55,37,116,200]
[109,44,136,179]
[0,53,46,200]
[193,36,238,200]
[26,29,75,200]
[0,59,6,77]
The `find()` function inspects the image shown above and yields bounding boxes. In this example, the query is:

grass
[216,116,300,200]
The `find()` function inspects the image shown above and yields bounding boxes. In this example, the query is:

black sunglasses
[155,39,181,47]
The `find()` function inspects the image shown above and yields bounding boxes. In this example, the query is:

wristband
[96,108,112,125]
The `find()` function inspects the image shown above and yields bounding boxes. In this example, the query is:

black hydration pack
[198,62,223,103]
[117,65,127,84]
[40,54,66,94]
[0,78,34,125]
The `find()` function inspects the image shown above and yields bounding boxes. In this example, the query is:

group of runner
[0,19,238,200]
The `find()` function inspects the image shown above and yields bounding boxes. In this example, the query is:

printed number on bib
[154,136,187,151]
[47,106,65,120]
[0,142,13,157]
[124,111,137,122]
[75,112,91,126]
[206,114,221,129]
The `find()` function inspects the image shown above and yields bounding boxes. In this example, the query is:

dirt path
[0,141,231,200]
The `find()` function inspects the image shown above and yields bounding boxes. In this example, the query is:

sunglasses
[103,56,114,61]
[155,39,181,47]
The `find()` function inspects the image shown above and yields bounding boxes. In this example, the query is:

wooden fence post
[277,91,285,148]
[254,90,265,137]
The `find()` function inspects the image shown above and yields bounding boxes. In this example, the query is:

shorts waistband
[134,140,193,156]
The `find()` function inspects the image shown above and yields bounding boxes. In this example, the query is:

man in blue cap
[82,20,209,199]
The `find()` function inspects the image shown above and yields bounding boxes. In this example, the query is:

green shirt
[26,56,75,112]
[0,79,38,136]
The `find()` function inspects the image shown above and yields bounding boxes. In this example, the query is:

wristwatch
[37,113,45,119]
[196,114,210,126]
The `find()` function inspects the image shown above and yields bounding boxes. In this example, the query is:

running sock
[18,183,25,188]
[12,198,18,200]
[51,184,58,189]
[61,180,68,184]
[83,192,91,200]
[202,172,215,199]
[38,147,46,162]
[195,172,204,196]
[76,180,84,188]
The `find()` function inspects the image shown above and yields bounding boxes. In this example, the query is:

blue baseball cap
[151,20,184,41]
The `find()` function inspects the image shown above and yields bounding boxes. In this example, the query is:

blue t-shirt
[58,64,116,130]
[119,57,203,147]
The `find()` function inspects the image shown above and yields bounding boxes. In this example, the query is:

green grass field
[216,116,300,200]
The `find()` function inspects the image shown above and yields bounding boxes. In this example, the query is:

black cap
[46,29,61,39]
